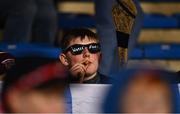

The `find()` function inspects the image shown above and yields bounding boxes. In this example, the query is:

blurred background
[0,0,180,72]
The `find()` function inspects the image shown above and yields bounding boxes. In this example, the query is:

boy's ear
[59,53,69,66]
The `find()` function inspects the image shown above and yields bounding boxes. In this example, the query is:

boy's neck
[83,72,97,81]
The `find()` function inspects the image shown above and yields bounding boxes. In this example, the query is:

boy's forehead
[68,36,98,46]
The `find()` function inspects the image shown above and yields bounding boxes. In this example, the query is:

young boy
[59,28,110,84]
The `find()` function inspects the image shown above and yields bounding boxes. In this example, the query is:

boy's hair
[60,28,99,51]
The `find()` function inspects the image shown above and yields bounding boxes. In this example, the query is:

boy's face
[61,36,101,79]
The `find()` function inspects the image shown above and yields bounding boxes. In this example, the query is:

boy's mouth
[82,60,91,66]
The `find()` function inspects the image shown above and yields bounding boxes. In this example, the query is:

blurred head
[103,68,180,113]
[120,71,172,113]
[1,62,68,113]
[59,28,101,78]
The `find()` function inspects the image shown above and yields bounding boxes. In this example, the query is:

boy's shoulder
[98,72,113,84]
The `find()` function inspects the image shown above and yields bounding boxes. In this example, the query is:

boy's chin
[85,71,97,77]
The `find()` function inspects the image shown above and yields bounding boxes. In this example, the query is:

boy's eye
[89,45,98,49]
[72,47,83,52]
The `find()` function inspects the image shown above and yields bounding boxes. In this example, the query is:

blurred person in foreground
[103,68,180,113]
[0,62,68,113]
[59,28,111,84]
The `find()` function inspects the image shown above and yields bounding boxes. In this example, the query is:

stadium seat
[140,44,180,59]
[143,14,179,28]
[0,43,61,59]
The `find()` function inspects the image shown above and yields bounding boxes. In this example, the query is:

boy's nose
[83,48,90,58]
